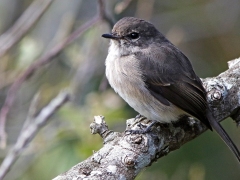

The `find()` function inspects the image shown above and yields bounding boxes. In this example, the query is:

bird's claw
[125,121,157,134]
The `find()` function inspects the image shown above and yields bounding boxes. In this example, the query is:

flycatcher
[102,17,240,162]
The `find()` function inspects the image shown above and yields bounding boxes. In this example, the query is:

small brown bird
[102,17,240,162]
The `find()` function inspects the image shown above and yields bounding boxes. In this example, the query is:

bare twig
[0,0,111,148]
[0,0,54,58]
[21,92,40,133]
[114,0,133,14]
[98,0,115,27]
[0,90,70,180]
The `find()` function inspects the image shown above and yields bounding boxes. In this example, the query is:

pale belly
[113,82,184,123]
[105,54,185,123]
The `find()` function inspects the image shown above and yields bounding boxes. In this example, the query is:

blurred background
[0,0,240,179]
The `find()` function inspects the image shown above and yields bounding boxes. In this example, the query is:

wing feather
[136,43,212,129]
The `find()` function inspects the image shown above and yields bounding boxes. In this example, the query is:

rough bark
[53,58,240,180]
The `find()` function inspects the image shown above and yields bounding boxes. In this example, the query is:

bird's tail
[207,111,240,163]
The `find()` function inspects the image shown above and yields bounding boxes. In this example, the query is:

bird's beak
[102,33,120,39]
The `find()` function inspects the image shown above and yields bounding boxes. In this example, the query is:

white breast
[105,41,184,123]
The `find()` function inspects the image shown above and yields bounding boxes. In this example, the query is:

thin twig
[21,92,40,134]
[0,1,108,148]
[98,0,115,27]
[0,0,54,58]
[0,90,70,180]
[114,0,133,14]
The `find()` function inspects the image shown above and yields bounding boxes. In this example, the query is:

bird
[102,17,240,162]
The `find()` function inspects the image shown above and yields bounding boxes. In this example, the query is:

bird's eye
[128,32,139,39]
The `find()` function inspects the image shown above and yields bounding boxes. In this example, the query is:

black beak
[102,33,119,39]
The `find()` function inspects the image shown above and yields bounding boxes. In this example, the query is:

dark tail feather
[207,111,240,163]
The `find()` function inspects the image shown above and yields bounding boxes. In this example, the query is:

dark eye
[128,32,139,39]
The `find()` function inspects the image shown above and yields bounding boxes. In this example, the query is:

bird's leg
[125,115,158,134]
[130,114,148,129]
[134,114,147,122]
[126,121,158,134]
[134,114,143,120]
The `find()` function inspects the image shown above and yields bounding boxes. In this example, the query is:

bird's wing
[136,43,211,129]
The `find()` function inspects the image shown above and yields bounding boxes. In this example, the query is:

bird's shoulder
[134,42,200,85]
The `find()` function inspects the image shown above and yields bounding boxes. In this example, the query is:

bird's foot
[133,114,147,124]
[125,121,157,134]
[134,114,145,120]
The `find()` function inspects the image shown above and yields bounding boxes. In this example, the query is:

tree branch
[0,0,111,149]
[0,0,54,58]
[53,58,240,180]
[0,90,71,180]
